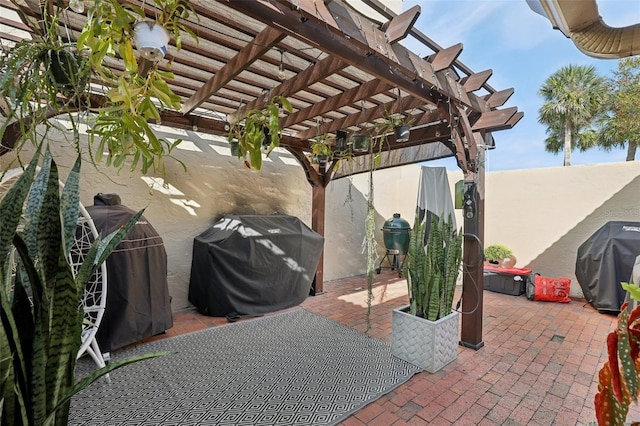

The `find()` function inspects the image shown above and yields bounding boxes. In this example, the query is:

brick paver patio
[150,272,639,425]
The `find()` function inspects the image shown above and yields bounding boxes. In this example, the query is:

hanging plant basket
[133,21,170,62]
[229,140,240,157]
[394,124,411,143]
[351,134,371,152]
[43,48,88,92]
[336,130,348,151]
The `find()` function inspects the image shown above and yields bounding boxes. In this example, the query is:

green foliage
[538,64,609,166]
[597,57,640,161]
[310,136,333,157]
[0,150,164,425]
[227,96,292,170]
[404,213,463,322]
[484,244,513,263]
[77,0,198,175]
[0,2,91,155]
[595,283,640,425]
[0,0,198,176]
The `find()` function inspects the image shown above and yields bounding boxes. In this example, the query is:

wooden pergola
[0,0,522,348]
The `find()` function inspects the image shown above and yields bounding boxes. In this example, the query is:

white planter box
[391,307,459,373]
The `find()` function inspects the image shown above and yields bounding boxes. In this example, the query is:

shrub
[484,244,513,263]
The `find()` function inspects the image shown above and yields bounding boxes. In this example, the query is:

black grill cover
[575,221,640,313]
[87,194,173,352]
[189,215,324,316]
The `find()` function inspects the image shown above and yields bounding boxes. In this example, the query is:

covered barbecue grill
[86,193,173,352]
[189,215,324,317]
[576,221,640,313]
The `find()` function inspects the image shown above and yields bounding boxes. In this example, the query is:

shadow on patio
[151,272,638,425]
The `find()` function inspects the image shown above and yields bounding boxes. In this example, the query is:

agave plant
[404,213,463,321]
[0,149,163,425]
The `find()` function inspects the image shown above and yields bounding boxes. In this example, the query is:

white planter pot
[391,306,459,373]
[133,21,170,62]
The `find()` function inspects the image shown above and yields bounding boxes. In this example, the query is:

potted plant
[351,133,371,152]
[595,282,640,425]
[392,112,415,143]
[133,20,171,61]
[335,130,348,153]
[76,0,198,174]
[484,243,515,268]
[0,3,90,149]
[229,139,240,157]
[388,102,415,143]
[0,149,163,425]
[310,134,333,167]
[391,213,463,373]
[0,0,198,176]
[227,95,292,170]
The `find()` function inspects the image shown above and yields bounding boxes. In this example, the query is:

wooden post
[460,147,485,350]
[311,182,326,294]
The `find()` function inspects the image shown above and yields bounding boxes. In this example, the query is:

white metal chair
[0,168,109,371]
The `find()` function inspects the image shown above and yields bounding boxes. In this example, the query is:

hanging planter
[351,134,371,152]
[45,48,88,91]
[335,130,348,152]
[229,140,240,157]
[133,21,170,62]
[394,124,411,143]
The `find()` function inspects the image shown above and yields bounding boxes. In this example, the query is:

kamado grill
[376,213,411,276]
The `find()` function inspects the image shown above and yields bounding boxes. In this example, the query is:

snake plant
[404,213,463,321]
[0,149,163,425]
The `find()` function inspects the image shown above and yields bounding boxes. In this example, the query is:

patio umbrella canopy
[189,215,324,316]
[575,221,640,313]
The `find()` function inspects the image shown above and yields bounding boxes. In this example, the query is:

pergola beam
[226,55,348,124]
[295,95,428,141]
[181,26,286,114]
[484,88,515,108]
[426,43,463,72]
[383,5,421,44]
[225,0,488,113]
[281,79,393,131]
[461,69,493,93]
[471,106,518,131]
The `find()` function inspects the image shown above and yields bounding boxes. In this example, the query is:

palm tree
[597,57,640,161]
[538,64,609,166]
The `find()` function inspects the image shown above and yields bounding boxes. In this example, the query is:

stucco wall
[0,123,312,311]
[3,125,639,308]
[324,161,640,300]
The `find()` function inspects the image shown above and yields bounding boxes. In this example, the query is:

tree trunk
[626,140,637,161]
[563,121,572,166]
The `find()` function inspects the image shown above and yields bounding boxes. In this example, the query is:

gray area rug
[70,309,421,425]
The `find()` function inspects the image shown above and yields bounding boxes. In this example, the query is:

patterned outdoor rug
[70,309,421,426]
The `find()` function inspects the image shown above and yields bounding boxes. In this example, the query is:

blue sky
[397,0,639,171]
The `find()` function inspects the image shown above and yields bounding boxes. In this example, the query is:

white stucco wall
[324,160,640,301]
[3,124,639,309]
[0,123,312,311]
